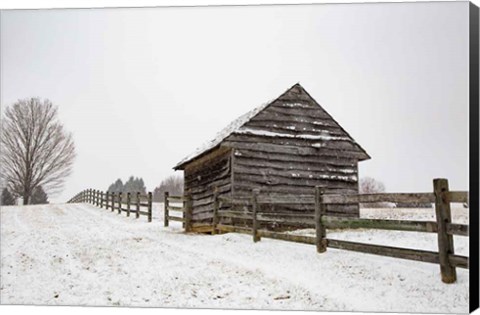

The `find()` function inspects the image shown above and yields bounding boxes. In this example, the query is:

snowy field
[0,202,469,313]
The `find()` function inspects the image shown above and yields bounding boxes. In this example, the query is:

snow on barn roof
[174,83,370,170]
[173,98,271,170]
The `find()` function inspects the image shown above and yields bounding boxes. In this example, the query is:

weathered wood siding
[181,84,369,229]
[184,147,232,224]
[222,85,364,220]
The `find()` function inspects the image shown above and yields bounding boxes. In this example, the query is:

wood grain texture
[433,179,457,283]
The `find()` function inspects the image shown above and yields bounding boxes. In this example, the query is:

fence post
[251,188,261,242]
[96,190,99,206]
[433,178,456,283]
[164,192,169,227]
[118,192,122,214]
[212,187,219,235]
[100,191,104,208]
[315,186,327,253]
[111,192,115,212]
[88,189,91,203]
[147,192,152,222]
[185,190,193,232]
[136,192,140,219]
[182,196,186,230]
[127,192,131,217]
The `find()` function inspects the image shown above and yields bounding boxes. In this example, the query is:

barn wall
[184,147,232,225]
[228,146,359,219]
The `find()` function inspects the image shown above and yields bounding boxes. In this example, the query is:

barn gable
[224,84,370,162]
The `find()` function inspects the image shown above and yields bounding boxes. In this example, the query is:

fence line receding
[67,188,153,222]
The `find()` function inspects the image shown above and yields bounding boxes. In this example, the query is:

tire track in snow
[60,204,329,308]
[2,204,331,309]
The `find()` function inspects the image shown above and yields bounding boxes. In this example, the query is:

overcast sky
[0,1,469,202]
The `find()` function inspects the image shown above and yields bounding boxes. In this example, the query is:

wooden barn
[174,83,370,232]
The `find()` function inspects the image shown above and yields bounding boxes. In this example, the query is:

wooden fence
[163,192,192,232]
[67,188,153,222]
[213,178,469,284]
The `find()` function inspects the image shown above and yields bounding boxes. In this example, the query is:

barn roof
[174,83,370,170]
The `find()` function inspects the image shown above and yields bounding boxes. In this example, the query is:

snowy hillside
[0,203,469,313]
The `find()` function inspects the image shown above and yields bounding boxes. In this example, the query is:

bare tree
[1,98,75,204]
[359,176,388,208]
[153,174,184,202]
[359,177,385,194]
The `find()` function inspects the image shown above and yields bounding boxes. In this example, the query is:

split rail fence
[163,192,192,232]
[68,188,153,222]
[212,178,469,284]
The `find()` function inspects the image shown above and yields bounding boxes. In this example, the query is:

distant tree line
[1,185,48,206]
[105,174,183,202]
[1,188,16,205]
[107,176,146,194]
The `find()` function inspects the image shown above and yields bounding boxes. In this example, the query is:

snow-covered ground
[0,203,469,313]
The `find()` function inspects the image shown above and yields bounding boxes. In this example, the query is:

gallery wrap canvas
[0,1,478,314]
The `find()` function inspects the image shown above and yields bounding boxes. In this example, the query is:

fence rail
[67,188,153,222]
[212,178,469,284]
[163,192,192,231]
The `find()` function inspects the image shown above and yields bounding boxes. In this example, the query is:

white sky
[0,1,470,202]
